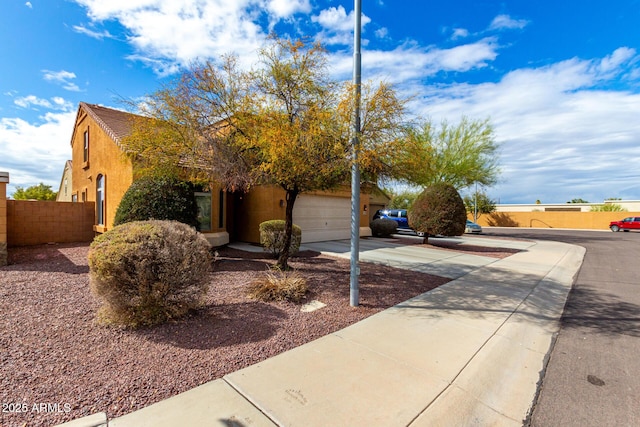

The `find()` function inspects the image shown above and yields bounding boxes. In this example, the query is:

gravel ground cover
[0,237,517,426]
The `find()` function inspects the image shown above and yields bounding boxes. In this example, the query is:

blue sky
[1,0,639,204]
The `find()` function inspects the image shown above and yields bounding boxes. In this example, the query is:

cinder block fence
[0,172,8,266]
[0,172,95,264]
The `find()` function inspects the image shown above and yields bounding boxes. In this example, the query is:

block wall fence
[473,211,640,230]
[0,172,8,266]
[6,200,95,247]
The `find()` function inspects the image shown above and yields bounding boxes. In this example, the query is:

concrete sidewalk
[60,237,585,427]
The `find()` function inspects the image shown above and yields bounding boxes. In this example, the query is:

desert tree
[12,183,57,200]
[463,190,496,221]
[124,36,408,269]
[400,117,500,190]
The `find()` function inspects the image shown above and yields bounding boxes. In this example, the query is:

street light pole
[474,181,478,222]
[350,0,362,307]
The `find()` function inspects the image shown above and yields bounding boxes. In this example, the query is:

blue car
[373,209,410,229]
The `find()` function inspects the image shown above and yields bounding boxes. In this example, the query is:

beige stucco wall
[56,161,73,202]
[232,185,370,243]
[71,108,134,232]
[475,211,640,230]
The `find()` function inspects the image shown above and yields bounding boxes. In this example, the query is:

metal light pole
[350,0,362,307]
[474,181,478,222]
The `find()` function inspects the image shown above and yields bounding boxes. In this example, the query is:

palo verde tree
[124,36,407,269]
[400,117,500,190]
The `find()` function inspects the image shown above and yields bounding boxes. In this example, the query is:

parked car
[465,219,482,234]
[373,209,409,229]
[609,216,640,232]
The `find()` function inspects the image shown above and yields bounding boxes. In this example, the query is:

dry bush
[88,220,212,327]
[247,269,308,303]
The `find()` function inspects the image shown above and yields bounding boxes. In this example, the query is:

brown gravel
[0,238,516,427]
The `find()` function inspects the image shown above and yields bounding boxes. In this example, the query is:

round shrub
[259,220,302,258]
[370,218,398,237]
[88,220,212,327]
[409,183,466,238]
[114,176,199,229]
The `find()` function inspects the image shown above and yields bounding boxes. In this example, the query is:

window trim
[96,174,105,226]
[82,127,90,169]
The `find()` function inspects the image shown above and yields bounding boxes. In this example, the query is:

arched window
[96,174,105,226]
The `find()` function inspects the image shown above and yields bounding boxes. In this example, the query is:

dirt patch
[392,235,525,259]
[0,241,474,426]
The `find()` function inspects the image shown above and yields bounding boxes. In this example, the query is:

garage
[293,194,352,243]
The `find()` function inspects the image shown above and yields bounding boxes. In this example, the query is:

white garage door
[293,195,352,243]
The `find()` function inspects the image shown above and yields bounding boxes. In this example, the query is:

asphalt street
[479,227,640,427]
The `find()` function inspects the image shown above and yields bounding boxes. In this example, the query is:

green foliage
[88,220,212,328]
[259,220,302,258]
[590,204,627,212]
[12,183,57,200]
[247,269,308,303]
[370,218,398,237]
[567,198,589,203]
[463,191,496,220]
[124,36,408,270]
[400,117,500,190]
[114,176,199,229]
[386,189,419,210]
[409,183,466,238]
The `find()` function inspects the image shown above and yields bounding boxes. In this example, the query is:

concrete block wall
[476,211,640,230]
[7,200,96,247]
[0,172,8,266]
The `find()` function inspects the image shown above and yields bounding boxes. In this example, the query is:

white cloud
[328,38,500,84]
[14,95,52,109]
[72,25,114,39]
[596,47,637,76]
[42,70,81,92]
[73,0,279,72]
[451,28,469,40]
[0,110,77,193]
[375,27,389,39]
[267,0,311,19]
[411,49,640,203]
[489,14,529,31]
[13,95,74,111]
[312,6,354,32]
[25,2,32,9]
[311,6,372,46]
[42,70,76,82]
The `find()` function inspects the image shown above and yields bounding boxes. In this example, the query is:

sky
[1,0,639,204]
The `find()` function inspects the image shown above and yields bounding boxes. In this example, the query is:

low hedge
[259,220,302,258]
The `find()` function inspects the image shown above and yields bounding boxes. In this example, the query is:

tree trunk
[276,189,298,270]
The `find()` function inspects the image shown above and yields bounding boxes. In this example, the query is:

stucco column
[0,171,8,266]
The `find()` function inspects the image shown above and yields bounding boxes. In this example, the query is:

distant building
[55,160,73,202]
[495,200,640,212]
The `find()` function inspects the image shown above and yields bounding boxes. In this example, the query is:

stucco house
[70,102,372,245]
[56,160,73,202]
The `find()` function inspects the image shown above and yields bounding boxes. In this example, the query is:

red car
[609,216,640,232]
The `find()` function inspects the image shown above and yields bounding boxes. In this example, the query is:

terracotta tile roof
[79,102,141,149]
